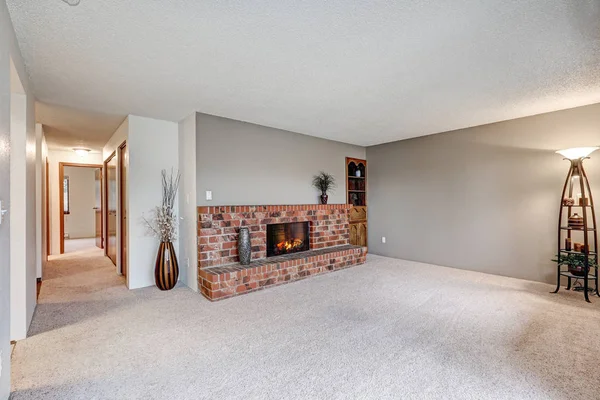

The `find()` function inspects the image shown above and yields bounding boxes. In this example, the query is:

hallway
[10,248,128,398]
[9,247,194,399]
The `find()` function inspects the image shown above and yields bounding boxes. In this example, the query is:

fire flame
[276,238,304,252]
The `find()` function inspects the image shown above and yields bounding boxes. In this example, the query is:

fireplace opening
[267,222,310,257]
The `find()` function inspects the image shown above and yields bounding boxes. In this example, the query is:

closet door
[119,142,128,277]
[105,152,117,265]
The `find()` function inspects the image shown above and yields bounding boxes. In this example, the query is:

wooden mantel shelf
[197,204,351,214]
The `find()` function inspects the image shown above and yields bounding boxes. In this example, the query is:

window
[63,176,70,214]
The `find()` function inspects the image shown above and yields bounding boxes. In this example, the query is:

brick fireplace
[197,204,367,301]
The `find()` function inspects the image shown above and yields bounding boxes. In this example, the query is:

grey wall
[196,113,365,205]
[367,103,600,284]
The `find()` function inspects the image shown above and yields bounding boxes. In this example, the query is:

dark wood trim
[59,162,103,254]
[118,141,127,278]
[104,152,116,260]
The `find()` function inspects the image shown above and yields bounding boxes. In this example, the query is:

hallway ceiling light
[73,148,91,158]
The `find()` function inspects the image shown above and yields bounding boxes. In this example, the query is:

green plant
[552,253,598,270]
[312,172,336,196]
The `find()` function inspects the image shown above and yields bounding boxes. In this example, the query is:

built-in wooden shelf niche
[346,157,367,248]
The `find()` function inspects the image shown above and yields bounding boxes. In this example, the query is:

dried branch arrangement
[143,169,181,242]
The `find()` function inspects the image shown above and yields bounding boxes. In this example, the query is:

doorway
[59,163,103,254]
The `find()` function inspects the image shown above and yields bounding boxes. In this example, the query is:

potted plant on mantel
[312,171,336,205]
[143,169,181,291]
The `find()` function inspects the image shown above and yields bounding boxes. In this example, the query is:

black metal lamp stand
[553,147,599,302]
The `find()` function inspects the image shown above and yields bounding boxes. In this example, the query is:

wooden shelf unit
[346,157,367,248]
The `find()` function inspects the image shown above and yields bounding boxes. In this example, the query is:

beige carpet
[11,248,600,399]
[63,238,98,254]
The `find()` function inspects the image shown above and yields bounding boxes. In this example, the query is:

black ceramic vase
[238,227,251,265]
[155,241,179,290]
[320,194,328,204]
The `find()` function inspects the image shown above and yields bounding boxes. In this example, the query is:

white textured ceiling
[7,0,600,146]
[36,102,125,151]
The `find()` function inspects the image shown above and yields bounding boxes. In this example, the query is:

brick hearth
[197,204,367,301]
[199,245,366,300]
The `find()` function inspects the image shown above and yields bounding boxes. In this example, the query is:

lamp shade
[555,147,599,160]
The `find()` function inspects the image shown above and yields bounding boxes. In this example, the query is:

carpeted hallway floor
[10,248,600,399]
[63,238,98,254]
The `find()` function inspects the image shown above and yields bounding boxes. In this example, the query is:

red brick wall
[197,204,351,269]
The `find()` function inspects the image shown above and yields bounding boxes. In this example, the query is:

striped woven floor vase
[155,241,179,290]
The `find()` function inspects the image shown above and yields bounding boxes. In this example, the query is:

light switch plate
[206,190,212,201]
[382,237,386,243]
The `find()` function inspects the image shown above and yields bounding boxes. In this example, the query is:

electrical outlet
[382,237,386,243]
[206,190,212,201]
[186,258,190,269]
